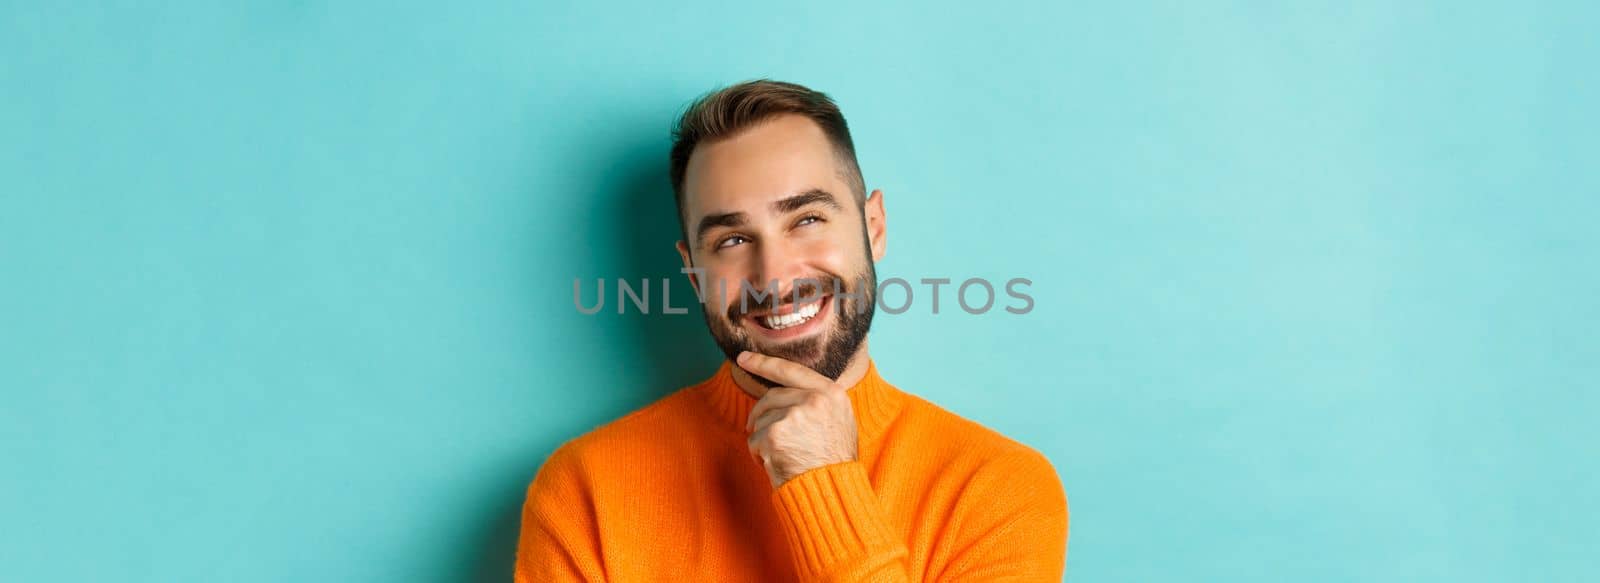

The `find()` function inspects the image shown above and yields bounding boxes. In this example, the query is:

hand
[738,351,859,488]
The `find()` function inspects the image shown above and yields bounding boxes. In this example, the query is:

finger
[736,351,835,391]
[747,426,770,460]
[746,387,808,432]
[749,407,785,435]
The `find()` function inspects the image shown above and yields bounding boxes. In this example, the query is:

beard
[698,256,877,387]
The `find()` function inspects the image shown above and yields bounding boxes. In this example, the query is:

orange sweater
[515,359,1069,581]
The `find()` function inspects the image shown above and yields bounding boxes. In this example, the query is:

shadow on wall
[462,109,722,582]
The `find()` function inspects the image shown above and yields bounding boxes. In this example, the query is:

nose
[749,237,809,301]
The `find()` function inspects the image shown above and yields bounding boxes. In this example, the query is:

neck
[730,340,872,399]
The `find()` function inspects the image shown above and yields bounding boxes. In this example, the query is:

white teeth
[759,300,823,330]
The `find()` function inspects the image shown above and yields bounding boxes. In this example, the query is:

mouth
[742,294,832,340]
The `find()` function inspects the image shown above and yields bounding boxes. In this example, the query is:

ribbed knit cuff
[770,461,904,580]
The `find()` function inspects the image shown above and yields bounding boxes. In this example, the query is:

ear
[864,189,887,262]
[675,239,701,296]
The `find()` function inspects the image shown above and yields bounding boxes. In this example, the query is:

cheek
[799,230,861,275]
[699,266,746,312]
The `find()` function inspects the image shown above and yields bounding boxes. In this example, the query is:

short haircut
[668,79,866,239]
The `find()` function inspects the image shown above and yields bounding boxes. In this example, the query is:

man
[516,80,1069,581]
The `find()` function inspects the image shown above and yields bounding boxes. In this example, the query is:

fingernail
[736,351,750,363]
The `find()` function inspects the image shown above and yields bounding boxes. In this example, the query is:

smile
[744,294,832,337]
[759,300,821,329]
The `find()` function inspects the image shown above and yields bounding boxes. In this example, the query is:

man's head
[670,80,887,385]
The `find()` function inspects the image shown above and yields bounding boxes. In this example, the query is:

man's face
[676,114,887,384]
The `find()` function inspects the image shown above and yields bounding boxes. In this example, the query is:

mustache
[723,275,845,319]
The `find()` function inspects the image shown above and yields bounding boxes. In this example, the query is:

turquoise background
[3,1,1596,581]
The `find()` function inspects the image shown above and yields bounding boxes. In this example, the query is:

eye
[715,235,749,250]
[795,214,825,228]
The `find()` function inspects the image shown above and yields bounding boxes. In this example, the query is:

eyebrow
[774,188,843,214]
[694,188,844,246]
[695,211,748,245]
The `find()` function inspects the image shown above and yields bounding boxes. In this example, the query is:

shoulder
[894,391,1055,463]
[524,386,704,498]
[892,391,1069,534]
[894,390,1066,492]
[886,393,1069,578]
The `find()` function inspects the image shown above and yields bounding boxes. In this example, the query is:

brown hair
[668,79,866,235]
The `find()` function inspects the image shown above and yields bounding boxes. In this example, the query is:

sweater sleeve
[514,447,606,583]
[771,452,1070,582]
[770,460,912,582]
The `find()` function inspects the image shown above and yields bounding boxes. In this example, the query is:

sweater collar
[698,358,905,442]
